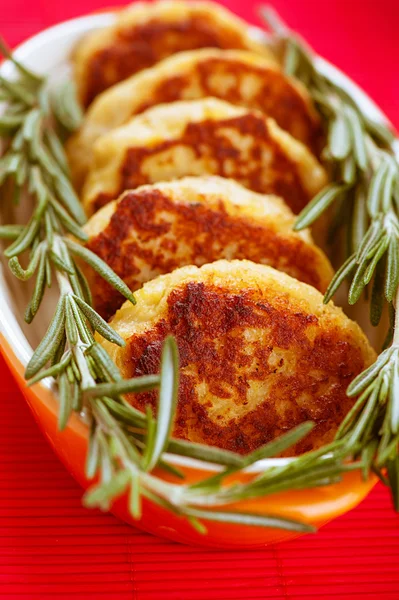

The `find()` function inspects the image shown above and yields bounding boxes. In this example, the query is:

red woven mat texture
[1,1,399,598]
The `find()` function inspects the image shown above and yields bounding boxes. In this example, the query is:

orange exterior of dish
[0,334,377,548]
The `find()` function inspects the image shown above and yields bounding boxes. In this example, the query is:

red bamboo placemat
[1,1,399,598]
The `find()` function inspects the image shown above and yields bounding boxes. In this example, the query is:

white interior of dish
[0,13,397,473]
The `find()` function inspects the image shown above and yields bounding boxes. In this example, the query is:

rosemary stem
[53,238,73,296]
[139,470,188,506]
[74,345,95,389]
[393,293,399,347]
[52,239,96,390]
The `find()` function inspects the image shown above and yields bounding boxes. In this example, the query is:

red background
[1,1,399,598]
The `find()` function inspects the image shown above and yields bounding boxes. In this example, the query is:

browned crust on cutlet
[119,281,371,455]
[86,188,331,321]
[83,16,262,106]
[134,57,323,155]
[91,114,309,214]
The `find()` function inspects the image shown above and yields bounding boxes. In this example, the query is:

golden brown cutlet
[81,176,333,321]
[74,0,275,107]
[99,260,376,456]
[81,98,327,216]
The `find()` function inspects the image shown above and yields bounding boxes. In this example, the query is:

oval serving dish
[1,11,395,548]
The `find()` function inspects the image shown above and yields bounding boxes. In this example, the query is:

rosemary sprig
[259,7,399,322]
[260,6,399,510]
